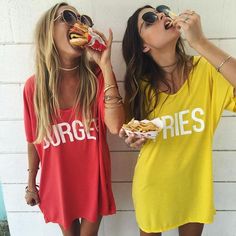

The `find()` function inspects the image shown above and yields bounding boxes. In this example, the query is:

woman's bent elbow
[108,126,121,135]
[108,121,124,135]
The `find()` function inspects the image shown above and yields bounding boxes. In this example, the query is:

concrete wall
[0,0,236,235]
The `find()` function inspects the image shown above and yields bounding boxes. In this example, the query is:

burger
[69,22,89,48]
[69,22,106,51]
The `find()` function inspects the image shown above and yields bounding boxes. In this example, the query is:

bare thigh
[80,216,102,236]
[178,223,204,236]
[140,229,162,236]
[59,219,80,236]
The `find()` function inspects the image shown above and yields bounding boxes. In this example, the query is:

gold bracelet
[104,84,117,93]
[105,100,123,109]
[216,56,232,72]
[104,95,122,103]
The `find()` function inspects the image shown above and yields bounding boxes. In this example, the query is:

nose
[157,12,165,20]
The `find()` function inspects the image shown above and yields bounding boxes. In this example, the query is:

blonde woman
[23,2,124,235]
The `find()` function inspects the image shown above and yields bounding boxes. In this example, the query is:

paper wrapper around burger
[122,118,163,139]
[69,23,106,51]
[87,28,106,51]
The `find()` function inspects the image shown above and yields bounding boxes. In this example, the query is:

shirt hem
[138,215,215,233]
[43,210,116,230]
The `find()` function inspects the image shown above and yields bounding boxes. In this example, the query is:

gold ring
[184,17,189,23]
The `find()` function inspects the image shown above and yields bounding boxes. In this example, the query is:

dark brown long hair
[122,5,193,121]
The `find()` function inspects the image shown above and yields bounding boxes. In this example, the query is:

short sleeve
[210,62,236,115]
[23,76,36,143]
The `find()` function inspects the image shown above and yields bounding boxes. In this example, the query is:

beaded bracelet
[27,167,39,173]
[216,56,232,72]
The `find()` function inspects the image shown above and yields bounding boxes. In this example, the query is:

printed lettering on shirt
[43,119,98,149]
[161,107,205,140]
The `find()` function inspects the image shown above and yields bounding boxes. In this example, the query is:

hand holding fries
[122,118,163,139]
[119,117,163,149]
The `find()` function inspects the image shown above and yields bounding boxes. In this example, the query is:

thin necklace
[160,64,178,94]
[164,63,178,75]
[159,61,178,68]
[59,64,79,71]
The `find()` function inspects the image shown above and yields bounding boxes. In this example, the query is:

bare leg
[140,229,162,236]
[59,219,81,236]
[80,216,102,236]
[178,223,204,236]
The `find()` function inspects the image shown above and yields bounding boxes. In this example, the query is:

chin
[61,44,83,58]
[170,31,181,43]
[173,28,181,37]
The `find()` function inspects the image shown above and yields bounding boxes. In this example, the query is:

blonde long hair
[34,2,97,143]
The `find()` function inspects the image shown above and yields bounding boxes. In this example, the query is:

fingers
[28,200,37,206]
[130,137,146,149]
[180,10,196,16]
[119,128,127,138]
[174,10,197,23]
[92,29,107,42]
[25,192,40,206]
[119,128,147,149]
[26,198,40,206]
[119,128,124,137]
[106,28,113,48]
[124,134,146,149]
[86,47,96,57]
[173,9,199,29]
[125,133,136,145]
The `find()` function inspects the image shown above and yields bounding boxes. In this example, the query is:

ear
[143,45,150,53]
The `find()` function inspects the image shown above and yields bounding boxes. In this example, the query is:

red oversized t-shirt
[23,71,116,229]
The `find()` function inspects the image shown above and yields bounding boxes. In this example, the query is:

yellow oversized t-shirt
[132,56,236,232]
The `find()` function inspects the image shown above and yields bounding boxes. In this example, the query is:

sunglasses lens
[81,15,94,27]
[63,10,77,25]
[156,5,170,14]
[142,12,158,24]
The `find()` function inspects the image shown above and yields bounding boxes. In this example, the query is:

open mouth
[68,23,89,47]
[69,27,86,40]
[69,32,88,47]
[69,32,84,40]
[164,19,173,30]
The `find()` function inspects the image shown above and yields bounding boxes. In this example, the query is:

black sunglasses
[54,9,94,27]
[142,5,172,24]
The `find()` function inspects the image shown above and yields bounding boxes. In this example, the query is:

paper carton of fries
[122,118,163,139]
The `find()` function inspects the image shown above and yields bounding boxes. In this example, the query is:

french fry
[122,118,163,139]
